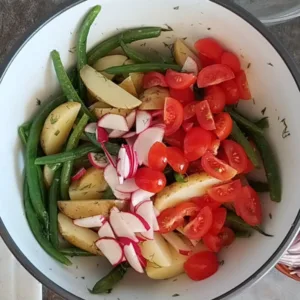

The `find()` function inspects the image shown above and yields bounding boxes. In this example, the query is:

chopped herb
[173,278,178,282]
[50,114,59,124]
[267,62,274,67]
[164,24,174,31]
[140,42,146,47]
[269,213,273,219]
[174,173,188,182]
[173,6,179,10]
[219,260,225,266]
[172,294,180,297]
[76,265,78,269]
[281,118,291,139]
[79,183,92,191]
[207,27,211,30]
[261,107,266,115]
[278,116,280,120]
[36,98,41,106]
[68,47,76,54]
[247,63,251,69]
[54,130,60,136]
[252,98,256,105]
[81,276,85,279]
[182,37,187,40]
[106,289,112,294]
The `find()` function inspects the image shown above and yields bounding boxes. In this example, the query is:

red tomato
[243,158,255,174]
[184,206,213,240]
[208,179,242,203]
[184,251,219,281]
[218,227,235,247]
[183,101,197,121]
[143,72,168,89]
[157,207,184,233]
[235,186,262,226]
[184,127,212,161]
[166,147,189,174]
[222,140,248,173]
[191,194,221,211]
[201,152,237,181]
[187,159,204,174]
[175,201,200,218]
[235,71,252,100]
[170,87,195,105]
[148,142,167,171]
[199,53,215,67]
[204,86,226,114]
[214,112,233,140]
[164,97,184,136]
[219,79,240,105]
[220,52,241,73]
[164,128,185,148]
[195,100,216,131]
[217,147,230,164]
[197,64,235,88]
[209,207,227,235]
[135,167,166,193]
[165,69,197,90]
[203,233,223,252]
[182,121,194,132]
[194,38,224,61]
[209,137,221,156]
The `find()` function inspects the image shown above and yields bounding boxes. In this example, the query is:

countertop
[0,0,299,299]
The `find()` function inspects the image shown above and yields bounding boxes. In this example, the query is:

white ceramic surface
[0,0,300,299]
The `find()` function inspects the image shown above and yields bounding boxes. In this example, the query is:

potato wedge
[43,165,55,188]
[93,55,128,80]
[123,59,144,95]
[40,102,81,155]
[119,76,138,97]
[58,200,126,219]
[58,213,101,255]
[94,107,131,119]
[174,39,201,68]
[88,100,112,111]
[69,167,108,200]
[139,87,169,110]
[154,172,222,211]
[80,65,141,109]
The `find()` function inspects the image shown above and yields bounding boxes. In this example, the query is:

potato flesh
[174,39,201,68]
[119,76,138,97]
[139,87,170,110]
[93,107,131,119]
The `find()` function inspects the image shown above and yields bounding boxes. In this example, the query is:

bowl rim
[0,0,300,299]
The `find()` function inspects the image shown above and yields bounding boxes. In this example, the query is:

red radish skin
[96,127,109,143]
[98,114,129,131]
[113,190,131,200]
[109,129,127,138]
[98,220,116,239]
[116,178,139,193]
[88,152,108,169]
[119,211,151,232]
[84,122,97,134]
[123,131,136,138]
[182,57,199,75]
[131,189,154,207]
[151,110,163,118]
[71,168,86,181]
[95,238,124,266]
[73,215,106,228]
[123,243,144,273]
[135,200,155,239]
[136,110,152,134]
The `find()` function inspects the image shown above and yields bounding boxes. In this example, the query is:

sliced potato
[94,107,131,119]
[146,245,187,280]
[88,100,112,111]
[80,65,141,109]
[154,172,222,211]
[123,59,144,94]
[93,55,128,80]
[119,76,138,97]
[69,167,108,200]
[174,39,201,68]
[139,87,169,110]
[140,233,172,267]
[40,102,81,155]
[43,165,55,188]
[58,213,101,255]
[58,200,126,219]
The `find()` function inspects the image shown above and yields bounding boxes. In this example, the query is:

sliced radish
[71,168,86,181]
[153,207,160,217]
[123,131,136,138]
[151,110,163,118]
[135,200,155,240]
[73,215,106,228]
[131,189,154,207]
[136,110,152,134]
[182,57,199,75]
[162,232,192,256]
[133,126,165,165]
[113,190,131,200]
[104,164,119,190]
[119,238,143,260]
[119,212,150,232]
[95,238,124,266]
[139,255,147,268]
[151,123,166,130]
[125,136,137,147]
[117,146,131,180]
[116,178,139,193]
[88,152,108,169]
[136,233,147,242]
[126,110,137,130]
[123,243,144,273]
[98,220,115,238]
[98,114,129,131]
[96,127,109,143]
[85,122,97,134]
[152,213,159,232]
[109,130,127,138]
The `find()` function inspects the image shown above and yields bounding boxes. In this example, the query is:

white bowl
[1,0,300,299]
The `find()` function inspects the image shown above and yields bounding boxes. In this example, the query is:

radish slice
[133,126,165,165]
[119,212,150,232]
[136,110,152,134]
[126,110,137,130]
[182,57,199,75]
[162,232,192,256]
[116,178,139,193]
[73,215,106,228]
[98,220,115,238]
[118,237,143,261]
[123,243,144,273]
[123,131,136,138]
[117,146,131,180]
[85,122,97,134]
[104,164,119,190]
[131,189,154,207]
[109,130,127,138]
[113,190,131,200]
[71,168,86,181]
[151,123,166,130]
[151,110,163,118]
[96,127,109,143]
[153,207,160,217]
[98,114,129,131]
[152,212,159,231]
[96,238,124,266]
[136,233,147,242]
[88,152,108,169]
[135,200,154,240]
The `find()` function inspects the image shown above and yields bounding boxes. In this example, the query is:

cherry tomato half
[208,136,221,156]
[164,97,184,136]
[194,38,224,61]
[166,147,189,174]
[135,167,166,193]
[143,72,168,89]
[199,53,215,67]
[170,87,195,105]
[235,70,252,100]
[157,207,184,233]
[218,227,235,247]
[219,79,240,105]
[203,233,223,252]
[209,207,227,235]
[220,52,241,73]
[204,85,226,114]
[182,120,194,132]
[148,141,167,171]
[201,151,237,181]
[164,127,185,148]
[195,100,216,131]
[243,158,255,174]
[214,112,233,140]
[183,101,197,121]
[197,64,235,88]
[190,194,221,211]
[187,159,204,174]
[165,69,197,90]
[175,201,201,218]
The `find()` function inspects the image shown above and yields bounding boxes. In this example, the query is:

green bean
[104,63,181,75]
[255,117,269,130]
[84,133,120,156]
[60,114,90,199]
[35,144,98,165]
[48,170,61,249]
[24,178,71,265]
[73,156,92,169]
[26,95,66,228]
[77,5,101,99]
[89,263,128,294]
[47,163,62,172]
[87,27,164,65]
[60,247,95,257]
[102,187,116,199]
[120,40,150,63]
[36,165,47,207]
[50,50,96,121]
[231,121,260,168]
[68,68,78,90]
[18,126,28,146]
[174,173,187,183]
[235,230,252,238]
[248,180,269,193]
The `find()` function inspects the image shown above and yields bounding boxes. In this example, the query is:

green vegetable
[84,133,120,156]
[89,263,128,294]
[248,180,269,193]
[234,230,252,238]
[120,40,150,63]
[18,121,32,145]
[174,173,187,182]
[102,187,116,199]
[36,165,47,207]
[77,5,101,99]
[73,156,92,169]
[230,121,260,168]
[24,178,71,265]
[255,117,269,129]
[104,63,181,75]
[47,163,62,172]
[48,170,61,249]
[87,27,164,65]
[50,50,96,121]
[35,144,98,165]
[26,95,66,228]
[60,114,90,199]
[60,247,95,257]
[68,68,78,90]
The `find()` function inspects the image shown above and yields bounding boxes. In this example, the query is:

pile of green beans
[120,40,150,63]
